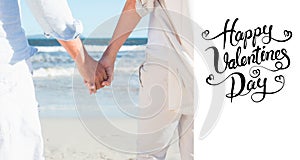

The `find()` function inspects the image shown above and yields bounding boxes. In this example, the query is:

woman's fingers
[95,81,103,91]
[98,63,108,81]
[101,66,114,86]
[94,67,107,90]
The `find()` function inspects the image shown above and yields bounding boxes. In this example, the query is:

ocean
[29,38,147,118]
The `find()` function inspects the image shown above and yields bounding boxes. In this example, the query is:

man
[0,0,106,159]
[99,0,194,159]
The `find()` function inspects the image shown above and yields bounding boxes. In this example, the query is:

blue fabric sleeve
[25,0,83,40]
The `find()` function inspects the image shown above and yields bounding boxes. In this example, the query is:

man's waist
[0,46,36,64]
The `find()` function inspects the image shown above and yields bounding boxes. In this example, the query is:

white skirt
[137,46,194,159]
[139,45,194,115]
[0,60,44,160]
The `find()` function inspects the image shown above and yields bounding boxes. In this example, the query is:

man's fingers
[84,80,90,88]
[87,82,95,89]
[86,82,96,94]
[84,62,113,92]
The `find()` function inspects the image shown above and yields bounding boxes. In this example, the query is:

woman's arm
[100,0,142,86]
[104,0,142,61]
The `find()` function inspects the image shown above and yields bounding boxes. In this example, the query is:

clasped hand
[76,51,115,94]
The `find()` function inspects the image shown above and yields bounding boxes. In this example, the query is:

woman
[99,0,194,159]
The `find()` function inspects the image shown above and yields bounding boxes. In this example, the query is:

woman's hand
[58,38,108,94]
[76,53,108,93]
[98,50,117,87]
[88,0,141,89]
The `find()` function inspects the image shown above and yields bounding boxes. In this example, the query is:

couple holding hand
[0,0,194,159]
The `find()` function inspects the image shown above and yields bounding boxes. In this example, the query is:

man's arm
[25,0,107,92]
[100,0,142,86]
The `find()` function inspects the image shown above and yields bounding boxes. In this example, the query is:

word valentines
[202,18,292,103]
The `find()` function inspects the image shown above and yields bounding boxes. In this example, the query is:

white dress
[135,0,194,159]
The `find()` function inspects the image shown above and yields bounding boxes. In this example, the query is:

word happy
[202,18,292,102]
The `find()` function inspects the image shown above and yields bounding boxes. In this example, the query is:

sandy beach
[41,118,180,160]
[32,38,181,159]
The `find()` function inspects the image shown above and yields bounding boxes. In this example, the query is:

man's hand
[58,38,108,94]
[76,53,107,94]
[84,49,116,94]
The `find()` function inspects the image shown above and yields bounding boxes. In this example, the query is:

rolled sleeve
[135,0,155,17]
[25,0,83,40]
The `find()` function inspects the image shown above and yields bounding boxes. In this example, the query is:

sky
[20,0,146,38]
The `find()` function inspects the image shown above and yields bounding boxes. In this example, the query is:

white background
[192,0,300,159]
